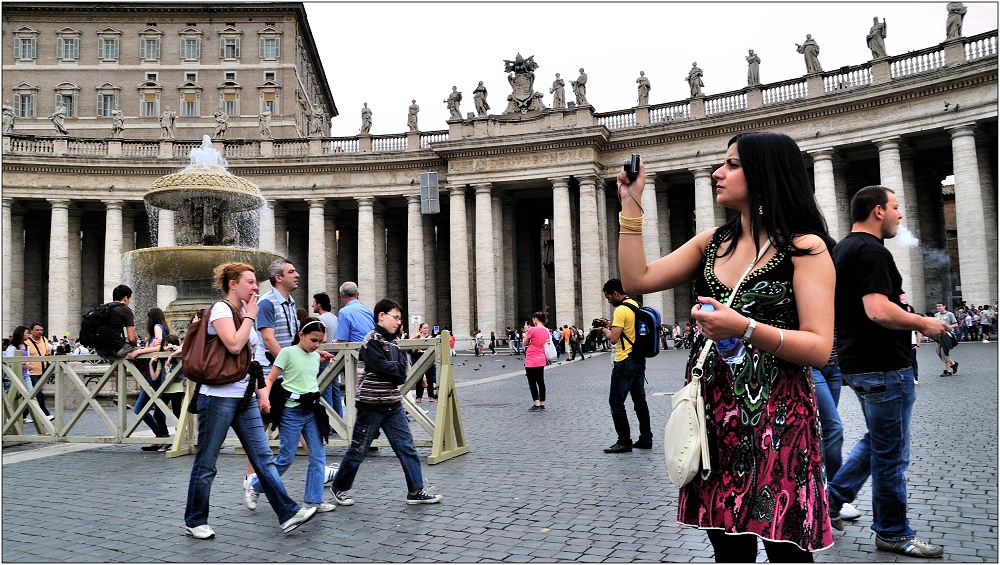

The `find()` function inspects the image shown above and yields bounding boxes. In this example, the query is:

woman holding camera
[617,132,836,561]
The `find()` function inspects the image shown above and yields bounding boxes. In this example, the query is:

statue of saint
[110,107,125,138]
[309,105,325,136]
[636,71,651,106]
[796,34,823,74]
[685,62,704,98]
[259,108,272,139]
[407,100,419,132]
[550,73,566,110]
[867,17,888,59]
[473,82,490,117]
[159,107,176,139]
[444,86,463,120]
[946,2,967,39]
[3,100,17,134]
[571,68,588,106]
[360,102,372,135]
[49,102,69,135]
[213,107,228,139]
[746,50,761,86]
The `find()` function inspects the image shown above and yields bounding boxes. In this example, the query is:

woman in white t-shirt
[183,262,316,540]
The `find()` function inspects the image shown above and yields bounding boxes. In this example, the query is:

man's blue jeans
[332,403,424,494]
[185,394,300,527]
[319,361,343,418]
[827,367,916,541]
[252,404,326,504]
[609,356,651,445]
[810,364,844,481]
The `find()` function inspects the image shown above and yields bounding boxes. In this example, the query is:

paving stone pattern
[2,343,996,562]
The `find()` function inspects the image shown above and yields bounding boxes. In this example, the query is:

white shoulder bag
[664,240,771,488]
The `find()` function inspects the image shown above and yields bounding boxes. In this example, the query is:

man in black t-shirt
[100,284,138,358]
[827,186,950,559]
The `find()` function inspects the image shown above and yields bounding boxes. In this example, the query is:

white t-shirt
[201,301,260,398]
[318,311,338,344]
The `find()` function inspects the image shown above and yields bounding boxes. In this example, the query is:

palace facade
[2,3,997,343]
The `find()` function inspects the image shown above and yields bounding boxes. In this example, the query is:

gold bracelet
[618,212,643,232]
[774,328,784,354]
[619,230,643,235]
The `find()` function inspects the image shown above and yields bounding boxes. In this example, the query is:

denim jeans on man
[332,403,424,493]
[827,367,915,541]
[134,373,170,438]
[810,363,844,480]
[318,360,344,418]
[251,404,326,504]
[185,394,300,527]
[609,356,652,445]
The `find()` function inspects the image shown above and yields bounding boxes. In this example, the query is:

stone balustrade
[3,30,994,159]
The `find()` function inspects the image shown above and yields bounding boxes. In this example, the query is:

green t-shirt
[273,345,320,408]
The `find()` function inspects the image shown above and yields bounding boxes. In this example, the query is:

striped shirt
[355,328,404,410]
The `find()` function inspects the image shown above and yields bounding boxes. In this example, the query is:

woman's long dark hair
[146,308,170,341]
[10,326,27,348]
[717,132,835,257]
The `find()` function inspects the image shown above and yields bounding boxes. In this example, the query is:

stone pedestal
[159,139,173,159]
[807,74,825,96]
[260,139,273,157]
[53,138,68,155]
[689,97,705,118]
[871,59,891,84]
[745,87,763,109]
[943,38,966,66]
[309,137,323,156]
[107,139,122,156]
[635,106,649,126]
[406,131,420,150]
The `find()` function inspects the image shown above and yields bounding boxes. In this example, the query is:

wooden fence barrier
[1,331,469,464]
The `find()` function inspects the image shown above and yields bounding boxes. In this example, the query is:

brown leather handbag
[181,301,252,385]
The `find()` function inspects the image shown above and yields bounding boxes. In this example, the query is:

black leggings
[706,529,813,563]
[525,366,545,402]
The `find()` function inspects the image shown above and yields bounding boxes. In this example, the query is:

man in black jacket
[328,298,443,507]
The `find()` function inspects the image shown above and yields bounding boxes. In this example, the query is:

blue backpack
[619,301,662,358]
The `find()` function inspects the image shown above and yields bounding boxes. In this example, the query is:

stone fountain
[124,135,282,333]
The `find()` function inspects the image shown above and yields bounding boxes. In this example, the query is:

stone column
[597,181,610,284]
[875,138,913,299]
[258,199,276,252]
[157,209,177,310]
[448,186,471,339]
[102,199,124,300]
[373,203,386,302]
[355,197,376,310]
[48,199,71,338]
[422,213,438,330]
[639,171,664,314]
[325,207,339,298]
[473,184,497,334]
[68,210,82,338]
[947,125,990,306]
[273,202,288,257]
[976,135,998,302]
[406,194,426,336]
[578,178,604,327]
[810,148,842,241]
[492,192,505,332]
[121,208,135,254]
[832,155,852,239]
[899,148,926,312]
[655,184,675,326]
[9,204,26,333]
[550,177,575,327]
[501,198,516,330]
[693,168,716,234]
[306,198,327,301]
[2,199,13,335]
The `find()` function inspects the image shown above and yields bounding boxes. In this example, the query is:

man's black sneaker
[406,489,442,505]
[632,439,653,449]
[875,535,944,558]
[829,509,844,531]
[951,361,958,374]
[604,442,632,453]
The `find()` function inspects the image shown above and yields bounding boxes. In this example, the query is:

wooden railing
[1,332,469,464]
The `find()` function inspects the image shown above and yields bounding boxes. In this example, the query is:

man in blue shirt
[335,282,375,343]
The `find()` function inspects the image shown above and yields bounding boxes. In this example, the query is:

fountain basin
[123,246,283,284]
[145,165,263,212]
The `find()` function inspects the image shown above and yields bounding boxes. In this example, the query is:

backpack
[619,301,663,358]
[79,302,123,354]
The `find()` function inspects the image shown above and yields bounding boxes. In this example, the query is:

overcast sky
[309,2,997,137]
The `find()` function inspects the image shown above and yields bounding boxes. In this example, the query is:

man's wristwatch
[742,318,758,340]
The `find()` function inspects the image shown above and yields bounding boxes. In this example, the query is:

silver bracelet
[774,328,785,354]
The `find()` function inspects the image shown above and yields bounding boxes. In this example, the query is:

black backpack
[79,302,122,354]
[619,301,663,358]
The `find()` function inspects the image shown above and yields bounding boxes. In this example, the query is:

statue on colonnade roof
[503,53,545,114]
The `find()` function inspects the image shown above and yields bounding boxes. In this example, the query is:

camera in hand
[623,153,640,182]
[592,318,607,328]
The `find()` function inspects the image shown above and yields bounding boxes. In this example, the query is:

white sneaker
[324,464,339,485]
[840,502,862,521]
[243,474,259,511]
[24,416,33,424]
[306,501,337,513]
[281,506,317,533]
[185,524,215,539]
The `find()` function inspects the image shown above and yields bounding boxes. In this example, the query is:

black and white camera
[623,153,641,182]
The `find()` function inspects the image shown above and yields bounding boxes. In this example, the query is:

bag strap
[691,240,772,380]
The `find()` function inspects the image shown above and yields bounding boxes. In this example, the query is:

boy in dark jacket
[328,298,443,506]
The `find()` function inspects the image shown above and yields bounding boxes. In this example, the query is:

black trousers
[707,529,813,563]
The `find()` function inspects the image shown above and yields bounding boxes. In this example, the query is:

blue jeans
[810,364,844,480]
[827,367,915,541]
[609,357,651,445]
[332,403,424,494]
[252,404,326,504]
[184,394,300,527]
[319,361,343,418]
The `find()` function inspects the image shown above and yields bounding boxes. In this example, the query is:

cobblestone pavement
[2,343,996,562]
